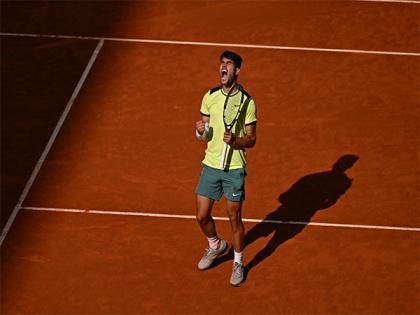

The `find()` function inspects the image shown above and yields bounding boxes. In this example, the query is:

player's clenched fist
[196,120,206,135]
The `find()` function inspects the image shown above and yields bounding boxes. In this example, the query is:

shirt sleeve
[245,98,257,125]
[200,92,210,117]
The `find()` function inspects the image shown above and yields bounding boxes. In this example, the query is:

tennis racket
[219,85,243,168]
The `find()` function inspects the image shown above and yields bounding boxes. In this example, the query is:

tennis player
[194,51,257,286]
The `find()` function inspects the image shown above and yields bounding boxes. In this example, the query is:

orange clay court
[1,1,419,314]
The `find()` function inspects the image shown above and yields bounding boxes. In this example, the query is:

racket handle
[220,142,228,168]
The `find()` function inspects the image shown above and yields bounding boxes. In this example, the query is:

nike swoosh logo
[232,193,240,197]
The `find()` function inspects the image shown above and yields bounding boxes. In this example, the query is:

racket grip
[220,142,228,168]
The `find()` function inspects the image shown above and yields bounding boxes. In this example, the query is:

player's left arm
[225,123,256,149]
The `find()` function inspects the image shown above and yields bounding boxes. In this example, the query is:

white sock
[207,236,220,250]
[234,250,243,265]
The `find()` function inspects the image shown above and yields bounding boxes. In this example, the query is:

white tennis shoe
[230,262,244,286]
[198,240,227,270]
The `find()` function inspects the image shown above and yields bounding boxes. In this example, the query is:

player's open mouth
[221,69,228,80]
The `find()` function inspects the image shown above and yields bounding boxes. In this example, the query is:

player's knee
[228,214,243,232]
[196,213,211,225]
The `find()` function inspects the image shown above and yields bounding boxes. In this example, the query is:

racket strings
[220,86,244,168]
[224,105,238,126]
[223,95,242,130]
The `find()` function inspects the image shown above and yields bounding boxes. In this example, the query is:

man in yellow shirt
[195,51,257,286]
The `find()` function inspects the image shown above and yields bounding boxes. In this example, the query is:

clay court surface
[1,1,419,314]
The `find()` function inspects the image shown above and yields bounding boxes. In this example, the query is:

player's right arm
[196,90,211,140]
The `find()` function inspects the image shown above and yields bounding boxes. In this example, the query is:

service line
[1,32,419,57]
[22,206,420,232]
[356,0,420,4]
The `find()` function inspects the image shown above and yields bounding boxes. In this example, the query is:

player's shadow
[213,154,359,277]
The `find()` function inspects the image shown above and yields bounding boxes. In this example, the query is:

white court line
[0,40,105,247]
[1,32,419,57]
[356,0,420,3]
[22,206,420,232]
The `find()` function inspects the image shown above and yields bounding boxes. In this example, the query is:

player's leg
[226,199,245,286]
[222,167,246,253]
[226,200,245,253]
[196,195,216,238]
[195,164,222,239]
[222,167,246,286]
[195,165,227,270]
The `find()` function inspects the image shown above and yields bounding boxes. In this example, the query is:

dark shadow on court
[212,154,359,278]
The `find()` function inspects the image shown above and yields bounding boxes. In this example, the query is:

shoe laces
[232,262,243,275]
[204,247,216,256]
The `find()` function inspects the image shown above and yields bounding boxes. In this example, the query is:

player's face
[220,57,240,87]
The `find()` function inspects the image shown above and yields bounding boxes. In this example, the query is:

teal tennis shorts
[195,163,246,202]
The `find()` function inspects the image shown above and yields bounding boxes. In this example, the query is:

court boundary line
[0,40,105,247]
[1,32,419,57]
[21,206,420,232]
[356,0,420,3]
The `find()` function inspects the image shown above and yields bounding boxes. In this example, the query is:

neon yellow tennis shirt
[200,86,257,170]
